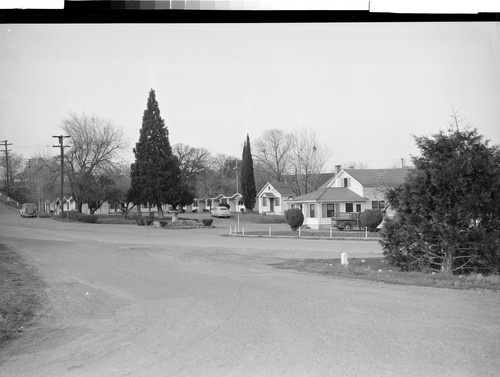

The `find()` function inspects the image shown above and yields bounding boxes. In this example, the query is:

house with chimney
[288,167,409,229]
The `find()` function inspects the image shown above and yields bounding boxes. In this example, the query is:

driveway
[1,204,499,377]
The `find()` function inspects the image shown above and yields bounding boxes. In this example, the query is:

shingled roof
[266,181,296,197]
[343,168,409,187]
[292,187,366,202]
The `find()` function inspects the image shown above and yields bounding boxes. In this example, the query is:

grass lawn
[0,243,45,347]
[272,257,500,291]
[95,211,288,225]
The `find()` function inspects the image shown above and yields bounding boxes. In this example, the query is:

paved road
[0,204,499,376]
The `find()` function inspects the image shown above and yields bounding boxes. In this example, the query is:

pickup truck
[331,212,362,231]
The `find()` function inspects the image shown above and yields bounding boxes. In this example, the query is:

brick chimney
[335,165,342,174]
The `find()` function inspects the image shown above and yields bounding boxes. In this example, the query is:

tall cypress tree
[128,89,193,217]
[240,134,257,211]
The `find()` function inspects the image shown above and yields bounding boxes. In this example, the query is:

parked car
[211,206,231,218]
[20,203,38,218]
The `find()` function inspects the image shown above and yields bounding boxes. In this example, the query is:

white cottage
[290,168,409,229]
[256,181,297,215]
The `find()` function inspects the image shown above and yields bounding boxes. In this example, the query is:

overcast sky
[1,22,499,170]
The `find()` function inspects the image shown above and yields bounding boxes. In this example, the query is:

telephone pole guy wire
[53,135,70,220]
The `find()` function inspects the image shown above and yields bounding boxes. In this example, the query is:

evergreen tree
[381,127,500,274]
[240,134,257,210]
[128,89,193,217]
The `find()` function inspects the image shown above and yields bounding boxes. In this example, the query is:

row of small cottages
[51,168,409,229]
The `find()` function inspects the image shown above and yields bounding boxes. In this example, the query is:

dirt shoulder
[0,243,46,349]
[272,257,500,291]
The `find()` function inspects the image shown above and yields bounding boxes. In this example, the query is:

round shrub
[67,210,83,221]
[81,214,98,223]
[202,219,213,227]
[218,202,230,209]
[284,208,304,231]
[359,209,383,230]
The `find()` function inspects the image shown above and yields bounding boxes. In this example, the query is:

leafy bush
[192,209,198,213]
[218,202,230,209]
[66,211,98,223]
[359,209,383,230]
[81,214,98,223]
[284,208,304,231]
[67,210,83,221]
[202,219,213,226]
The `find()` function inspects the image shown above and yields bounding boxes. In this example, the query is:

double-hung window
[327,204,335,217]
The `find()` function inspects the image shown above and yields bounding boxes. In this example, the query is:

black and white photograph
[1,1,500,376]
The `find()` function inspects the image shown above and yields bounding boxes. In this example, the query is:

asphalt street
[0,204,499,377]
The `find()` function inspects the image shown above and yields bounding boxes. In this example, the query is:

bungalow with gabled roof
[192,195,210,212]
[256,181,297,215]
[227,193,245,213]
[289,168,409,229]
[210,194,226,209]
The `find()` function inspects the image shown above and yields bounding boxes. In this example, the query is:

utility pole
[1,140,13,196]
[53,135,70,220]
[234,160,240,233]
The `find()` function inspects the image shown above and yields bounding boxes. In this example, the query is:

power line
[53,135,70,220]
[1,140,13,196]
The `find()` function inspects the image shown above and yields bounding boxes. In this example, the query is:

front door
[270,198,275,212]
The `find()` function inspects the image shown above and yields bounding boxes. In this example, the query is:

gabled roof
[343,168,409,187]
[292,187,366,202]
[257,181,296,198]
[317,175,335,190]
[210,194,227,200]
[262,192,276,198]
[194,195,210,200]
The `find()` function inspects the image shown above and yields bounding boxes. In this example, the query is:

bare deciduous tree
[289,127,330,196]
[1,152,24,193]
[173,143,210,187]
[253,129,293,182]
[61,112,126,212]
[23,152,60,211]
